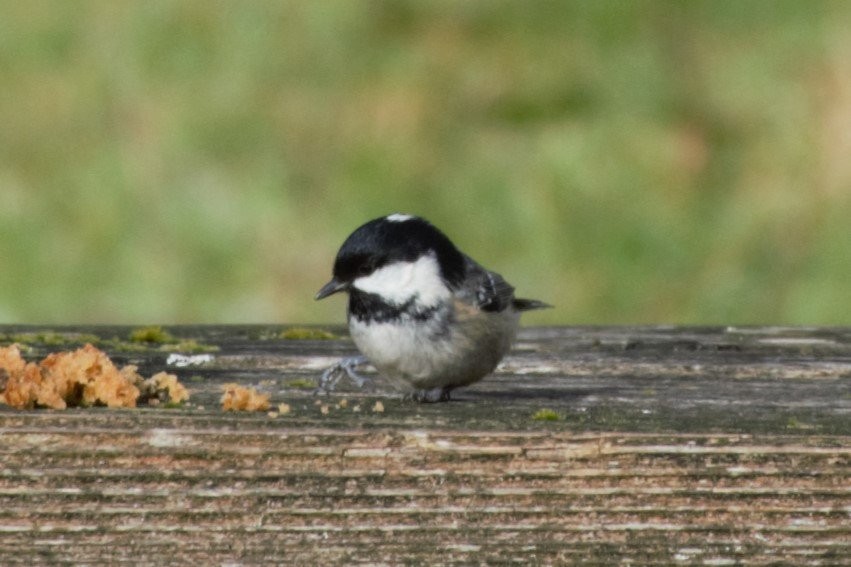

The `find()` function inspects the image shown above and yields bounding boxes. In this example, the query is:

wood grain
[1,325,849,564]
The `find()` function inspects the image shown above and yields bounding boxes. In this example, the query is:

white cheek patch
[353,253,450,306]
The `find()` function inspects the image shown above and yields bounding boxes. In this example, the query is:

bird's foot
[315,355,371,394]
[407,386,452,403]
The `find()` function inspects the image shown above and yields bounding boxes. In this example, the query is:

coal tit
[315,213,549,402]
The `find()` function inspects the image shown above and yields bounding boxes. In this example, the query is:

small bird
[315,213,549,402]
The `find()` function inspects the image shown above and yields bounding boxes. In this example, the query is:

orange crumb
[0,343,190,410]
[139,371,190,405]
[0,344,28,377]
[221,383,270,412]
[0,344,141,409]
[0,345,43,409]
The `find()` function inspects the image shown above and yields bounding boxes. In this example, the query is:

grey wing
[459,255,552,313]
[459,256,517,313]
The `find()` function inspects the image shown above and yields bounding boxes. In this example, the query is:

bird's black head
[315,214,466,300]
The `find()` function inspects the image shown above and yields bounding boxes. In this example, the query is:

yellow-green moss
[0,331,101,347]
[129,326,175,344]
[162,339,219,353]
[279,327,337,340]
[532,408,561,422]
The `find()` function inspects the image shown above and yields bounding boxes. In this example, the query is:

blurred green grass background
[1,0,850,325]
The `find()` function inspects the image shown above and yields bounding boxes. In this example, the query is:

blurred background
[1,0,850,326]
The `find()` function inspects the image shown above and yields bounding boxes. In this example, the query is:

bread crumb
[0,344,191,410]
[1,344,141,409]
[139,371,190,405]
[320,404,330,415]
[277,403,291,415]
[0,345,42,408]
[372,400,384,413]
[221,383,270,412]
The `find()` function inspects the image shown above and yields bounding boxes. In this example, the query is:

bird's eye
[353,255,385,278]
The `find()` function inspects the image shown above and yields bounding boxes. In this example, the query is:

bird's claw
[315,355,370,395]
[407,386,453,403]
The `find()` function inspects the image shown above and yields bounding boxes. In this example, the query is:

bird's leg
[316,355,370,394]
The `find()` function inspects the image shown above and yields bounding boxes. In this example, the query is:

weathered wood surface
[1,325,849,565]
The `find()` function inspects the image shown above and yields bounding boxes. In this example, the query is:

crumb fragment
[221,383,270,412]
[1,344,139,409]
[320,404,330,415]
[277,403,291,415]
[0,344,29,380]
[0,344,189,410]
[372,400,384,413]
[0,345,43,408]
[138,371,190,406]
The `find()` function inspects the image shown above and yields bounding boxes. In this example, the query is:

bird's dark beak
[315,278,348,300]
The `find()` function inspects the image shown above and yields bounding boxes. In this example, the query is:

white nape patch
[353,252,450,306]
[386,213,414,223]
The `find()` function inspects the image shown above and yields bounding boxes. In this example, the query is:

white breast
[349,302,520,391]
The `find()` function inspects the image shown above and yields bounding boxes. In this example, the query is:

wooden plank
[1,325,849,564]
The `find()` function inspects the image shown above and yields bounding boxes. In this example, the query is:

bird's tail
[513,298,552,311]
